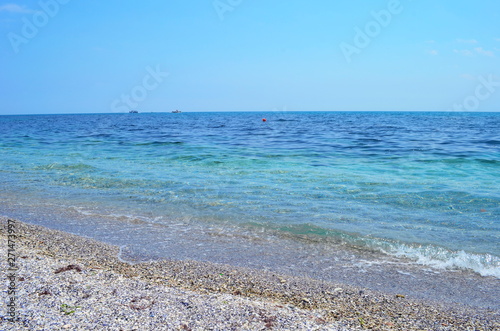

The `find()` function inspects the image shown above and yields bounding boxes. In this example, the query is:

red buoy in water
[262,118,267,122]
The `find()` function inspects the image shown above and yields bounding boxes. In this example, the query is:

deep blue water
[0,111,499,279]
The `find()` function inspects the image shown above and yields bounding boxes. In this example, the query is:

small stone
[62,324,72,329]
[315,317,327,324]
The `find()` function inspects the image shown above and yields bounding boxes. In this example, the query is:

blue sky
[0,0,499,114]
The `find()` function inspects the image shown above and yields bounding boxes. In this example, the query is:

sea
[1,111,499,309]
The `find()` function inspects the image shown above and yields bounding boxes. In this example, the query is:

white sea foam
[381,243,500,278]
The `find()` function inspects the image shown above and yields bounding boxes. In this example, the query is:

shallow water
[0,111,499,307]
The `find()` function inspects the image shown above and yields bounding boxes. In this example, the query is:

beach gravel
[1,217,498,330]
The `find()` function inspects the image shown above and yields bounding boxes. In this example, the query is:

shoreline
[2,198,499,310]
[1,217,499,330]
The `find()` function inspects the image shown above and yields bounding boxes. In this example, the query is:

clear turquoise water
[0,112,499,279]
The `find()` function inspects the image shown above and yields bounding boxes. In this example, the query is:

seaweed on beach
[54,264,82,274]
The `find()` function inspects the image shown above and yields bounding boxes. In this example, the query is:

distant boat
[129,110,139,113]
[172,109,181,113]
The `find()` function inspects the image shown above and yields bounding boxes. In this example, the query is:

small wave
[476,139,500,145]
[357,138,383,143]
[258,223,500,278]
[135,141,184,146]
[379,242,500,278]
[34,163,96,171]
[416,158,500,165]
[89,133,112,138]
[475,159,500,165]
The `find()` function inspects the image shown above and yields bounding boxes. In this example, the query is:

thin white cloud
[496,38,500,42]
[0,3,34,14]
[474,47,494,57]
[454,48,494,57]
[456,39,478,44]
[428,50,438,56]
[460,74,477,81]
[454,49,473,57]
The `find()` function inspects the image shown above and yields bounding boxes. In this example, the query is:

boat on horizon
[129,110,139,113]
[172,109,181,113]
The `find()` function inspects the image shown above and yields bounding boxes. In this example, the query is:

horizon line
[1,110,499,116]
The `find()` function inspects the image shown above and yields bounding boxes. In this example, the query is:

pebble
[1,217,499,331]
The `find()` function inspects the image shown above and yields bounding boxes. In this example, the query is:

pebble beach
[1,217,498,330]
